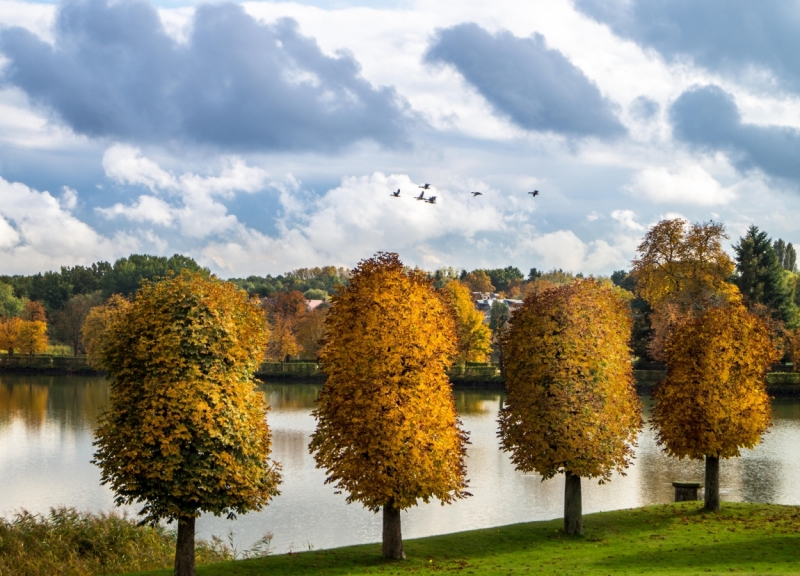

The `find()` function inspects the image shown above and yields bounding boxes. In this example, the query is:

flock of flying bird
[389,183,540,204]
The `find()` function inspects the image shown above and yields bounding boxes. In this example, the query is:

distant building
[306,300,326,310]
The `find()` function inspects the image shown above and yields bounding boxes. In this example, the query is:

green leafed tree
[100,254,209,297]
[92,272,281,576]
[0,283,24,318]
[498,279,642,535]
[734,226,797,326]
[310,253,470,560]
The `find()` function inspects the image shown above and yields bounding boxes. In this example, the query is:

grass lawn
[120,502,800,575]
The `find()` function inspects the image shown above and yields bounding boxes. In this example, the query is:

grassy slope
[121,502,800,576]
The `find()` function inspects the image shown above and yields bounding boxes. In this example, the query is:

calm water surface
[1,374,799,553]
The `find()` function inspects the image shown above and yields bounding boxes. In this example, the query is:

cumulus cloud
[0,177,130,273]
[574,0,800,92]
[626,163,736,206]
[0,0,410,151]
[670,85,800,183]
[424,23,625,138]
[99,145,270,237]
[92,147,640,276]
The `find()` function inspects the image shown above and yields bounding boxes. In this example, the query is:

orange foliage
[632,218,739,360]
[92,272,281,525]
[15,321,48,355]
[498,279,642,482]
[22,301,47,322]
[0,317,23,355]
[310,253,470,512]
[264,291,306,359]
[441,280,492,363]
[295,306,328,359]
[461,271,494,294]
[652,300,779,460]
[81,295,131,369]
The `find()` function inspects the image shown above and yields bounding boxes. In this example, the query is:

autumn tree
[0,317,23,355]
[81,295,131,368]
[264,291,306,360]
[21,300,47,322]
[310,253,469,560]
[52,292,104,356]
[632,219,737,360]
[295,305,328,359]
[461,270,494,294]
[498,279,642,535]
[441,281,492,363]
[92,273,281,576]
[651,299,778,511]
[16,321,48,355]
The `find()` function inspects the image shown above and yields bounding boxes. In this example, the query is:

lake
[1,374,799,554]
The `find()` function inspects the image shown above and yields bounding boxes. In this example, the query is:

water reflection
[2,375,800,554]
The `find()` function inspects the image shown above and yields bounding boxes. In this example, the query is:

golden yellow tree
[441,280,492,363]
[81,295,131,369]
[651,299,778,511]
[498,279,642,535]
[632,218,738,360]
[0,317,23,355]
[310,253,470,560]
[92,273,281,576]
[461,271,494,294]
[16,321,48,355]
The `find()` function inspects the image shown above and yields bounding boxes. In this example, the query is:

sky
[2,0,800,277]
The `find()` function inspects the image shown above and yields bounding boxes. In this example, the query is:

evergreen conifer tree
[734,226,797,325]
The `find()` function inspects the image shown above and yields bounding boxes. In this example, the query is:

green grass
[119,502,800,575]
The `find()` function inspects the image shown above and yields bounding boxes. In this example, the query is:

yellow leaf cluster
[309,253,470,512]
[0,318,48,355]
[498,279,642,482]
[441,280,492,363]
[652,300,779,460]
[0,317,23,354]
[92,271,281,523]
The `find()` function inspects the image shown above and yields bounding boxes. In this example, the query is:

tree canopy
[734,226,797,326]
[441,280,492,363]
[651,298,778,510]
[632,219,738,360]
[92,272,281,576]
[310,253,469,559]
[498,279,641,534]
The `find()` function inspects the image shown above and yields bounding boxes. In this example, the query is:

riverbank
[118,502,800,575]
[5,356,800,394]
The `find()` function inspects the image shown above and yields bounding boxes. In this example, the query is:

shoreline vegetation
[4,356,800,394]
[108,502,800,576]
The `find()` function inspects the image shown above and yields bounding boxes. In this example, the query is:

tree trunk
[564,472,583,535]
[174,517,196,576]
[382,500,405,560]
[704,455,720,511]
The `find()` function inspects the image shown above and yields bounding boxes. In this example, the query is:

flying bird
[390,189,401,197]
[528,190,540,197]
[425,196,437,204]
[419,183,431,190]
[471,191,483,197]
[415,191,426,200]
